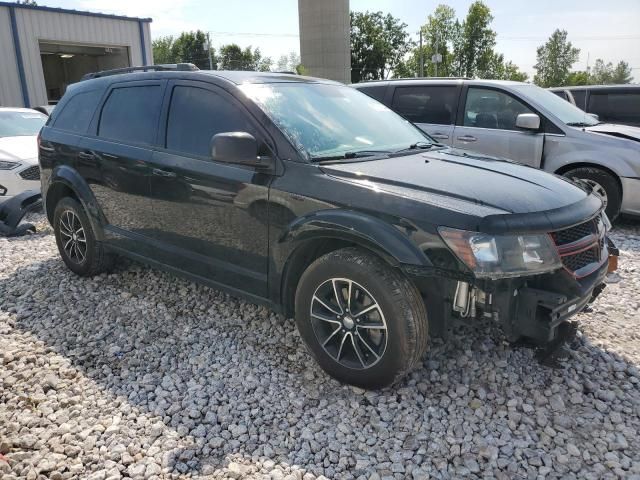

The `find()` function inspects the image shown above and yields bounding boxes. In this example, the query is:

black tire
[564,167,622,221]
[53,197,113,276]
[295,247,428,389]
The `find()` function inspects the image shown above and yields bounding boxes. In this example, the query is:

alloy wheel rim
[59,210,87,264]
[310,278,388,370]
[575,177,608,209]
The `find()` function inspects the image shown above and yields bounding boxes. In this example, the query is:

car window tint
[54,89,102,134]
[588,92,640,123]
[552,90,567,101]
[570,90,586,110]
[391,86,458,125]
[166,86,255,157]
[98,86,162,145]
[463,88,533,131]
[357,85,388,103]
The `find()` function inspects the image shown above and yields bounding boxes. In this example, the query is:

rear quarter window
[52,89,102,134]
[355,85,388,103]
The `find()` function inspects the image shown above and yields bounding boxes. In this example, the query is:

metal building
[0,2,152,108]
[298,0,350,83]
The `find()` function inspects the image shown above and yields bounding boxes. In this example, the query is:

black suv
[39,64,616,389]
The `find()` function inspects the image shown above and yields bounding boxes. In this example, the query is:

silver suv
[353,79,640,220]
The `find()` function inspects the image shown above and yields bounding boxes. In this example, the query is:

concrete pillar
[298,0,350,83]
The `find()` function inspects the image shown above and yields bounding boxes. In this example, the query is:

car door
[146,80,273,299]
[452,86,544,167]
[390,84,459,144]
[80,80,165,253]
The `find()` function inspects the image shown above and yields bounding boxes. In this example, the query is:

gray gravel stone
[1,214,639,479]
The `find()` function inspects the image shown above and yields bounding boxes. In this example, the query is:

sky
[38,0,640,80]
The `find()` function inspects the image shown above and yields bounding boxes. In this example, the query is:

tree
[218,44,272,71]
[457,1,497,77]
[396,3,526,81]
[565,71,589,86]
[533,29,580,87]
[588,59,633,84]
[152,36,175,65]
[276,52,301,72]
[350,11,413,82]
[152,31,215,70]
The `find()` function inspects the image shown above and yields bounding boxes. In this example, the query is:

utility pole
[435,33,439,77]
[419,30,424,77]
[204,37,214,70]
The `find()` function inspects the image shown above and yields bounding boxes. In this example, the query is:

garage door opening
[39,41,130,104]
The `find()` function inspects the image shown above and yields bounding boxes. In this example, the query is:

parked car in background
[549,85,640,127]
[40,66,616,389]
[353,79,640,221]
[32,105,56,116]
[0,108,47,202]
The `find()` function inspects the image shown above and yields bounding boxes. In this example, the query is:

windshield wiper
[392,141,434,154]
[566,121,595,127]
[310,149,391,162]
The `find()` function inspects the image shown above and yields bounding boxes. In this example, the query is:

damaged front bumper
[463,235,618,346]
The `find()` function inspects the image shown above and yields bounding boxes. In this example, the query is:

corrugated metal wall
[0,5,152,107]
[0,7,24,107]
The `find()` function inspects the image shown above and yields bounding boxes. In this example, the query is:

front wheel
[564,167,622,221]
[295,247,428,389]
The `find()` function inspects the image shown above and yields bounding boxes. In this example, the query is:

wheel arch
[555,162,623,196]
[275,210,431,317]
[46,166,106,240]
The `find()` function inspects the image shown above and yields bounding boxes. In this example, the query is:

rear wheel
[564,167,622,221]
[53,197,113,276]
[295,247,428,389]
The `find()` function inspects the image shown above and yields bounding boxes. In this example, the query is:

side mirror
[211,132,259,166]
[515,113,541,131]
[587,113,599,121]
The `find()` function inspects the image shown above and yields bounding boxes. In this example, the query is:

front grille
[551,217,605,277]
[19,165,40,181]
[550,219,597,246]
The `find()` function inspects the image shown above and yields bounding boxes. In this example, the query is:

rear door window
[98,85,163,146]
[165,85,256,158]
[588,91,640,124]
[463,87,533,131]
[391,86,458,125]
[54,89,102,133]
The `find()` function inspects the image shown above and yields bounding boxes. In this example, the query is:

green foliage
[276,52,301,72]
[565,71,590,86]
[350,11,413,82]
[589,59,633,85]
[218,44,272,71]
[395,2,527,81]
[152,31,215,70]
[457,1,496,77]
[533,29,580,87]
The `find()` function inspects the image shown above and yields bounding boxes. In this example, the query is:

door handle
[78,151,95,160]
[457,135,477,142]
[152,168,177,178]
[431,133,449,140]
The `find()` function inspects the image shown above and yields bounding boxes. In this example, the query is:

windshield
[0,110,47,138]
[511,84,599,126]
[240,83,430,159]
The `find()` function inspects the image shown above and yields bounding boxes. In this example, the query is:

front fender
[46,165,106,240]
[276,209,432,268]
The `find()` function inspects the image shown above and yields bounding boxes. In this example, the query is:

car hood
[584,123,640,142]
[320,148,590,217]
[0,136,39,163]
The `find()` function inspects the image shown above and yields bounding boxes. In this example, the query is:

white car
[0,108,47,202]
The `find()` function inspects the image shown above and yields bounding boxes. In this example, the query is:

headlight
[439,227,562,278]
[0,160,20,170]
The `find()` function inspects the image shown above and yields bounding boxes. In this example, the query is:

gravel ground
[1,214,639,480]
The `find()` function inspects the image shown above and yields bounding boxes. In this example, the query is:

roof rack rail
[81,63,199,81]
